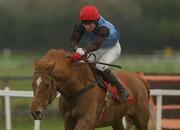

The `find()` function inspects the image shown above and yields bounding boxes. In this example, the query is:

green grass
[115,55,180,74]
[0,51,40,77]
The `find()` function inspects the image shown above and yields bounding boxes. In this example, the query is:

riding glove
[76,47,87,56]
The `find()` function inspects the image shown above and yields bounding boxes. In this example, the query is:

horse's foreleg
[112,125,124,130]
[73,117,95,130]
[112,119,124,130]
[131,114,149,130]
[64,118,76,130]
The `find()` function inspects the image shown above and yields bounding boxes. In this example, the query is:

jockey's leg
[94,41,129,103]
[103,69,129,103]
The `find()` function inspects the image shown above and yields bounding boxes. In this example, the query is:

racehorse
[30,49,150,130]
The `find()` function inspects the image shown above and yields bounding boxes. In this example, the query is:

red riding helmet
[79,5,100,21]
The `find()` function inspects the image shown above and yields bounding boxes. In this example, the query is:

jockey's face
[82,23,96,32]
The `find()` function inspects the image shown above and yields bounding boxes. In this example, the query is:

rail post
[4,87,12,130]
[34,120,40,130]
[156,94,162,130]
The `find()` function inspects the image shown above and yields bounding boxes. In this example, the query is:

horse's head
[30,61,57,120]
[30,49,93,120]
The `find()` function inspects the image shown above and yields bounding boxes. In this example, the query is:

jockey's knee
[95,64,108,71]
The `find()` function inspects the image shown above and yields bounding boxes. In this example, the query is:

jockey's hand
[76,47,87,56]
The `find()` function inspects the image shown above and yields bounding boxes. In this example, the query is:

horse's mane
[43,49,70,63]
[35,49,71,71]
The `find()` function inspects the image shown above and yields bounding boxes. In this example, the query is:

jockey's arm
[85,26,109,53]
[69,23,85,51]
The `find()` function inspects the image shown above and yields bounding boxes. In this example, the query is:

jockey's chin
[84,27,95,32]
[86,29,93,32]
[83,23,96,32]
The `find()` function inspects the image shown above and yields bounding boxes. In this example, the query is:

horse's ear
[47,62,56,72]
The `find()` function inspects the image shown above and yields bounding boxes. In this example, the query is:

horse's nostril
[31,111,42,120]
[35,111,41,116]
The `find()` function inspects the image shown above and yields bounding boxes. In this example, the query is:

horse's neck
[56,63,96,99]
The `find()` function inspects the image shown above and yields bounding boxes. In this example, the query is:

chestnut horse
[30,49,150,130]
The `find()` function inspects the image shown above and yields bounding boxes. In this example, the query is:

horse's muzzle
[31,111,43,120]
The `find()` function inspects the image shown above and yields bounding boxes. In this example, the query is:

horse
[30,49,150,130]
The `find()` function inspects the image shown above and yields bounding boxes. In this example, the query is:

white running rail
[0,87,180,130]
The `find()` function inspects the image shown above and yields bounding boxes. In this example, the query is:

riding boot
[103,69,129,103]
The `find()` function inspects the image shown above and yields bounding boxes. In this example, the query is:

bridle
[33,71,59,104]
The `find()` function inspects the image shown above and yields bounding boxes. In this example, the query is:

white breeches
[88,41,121,71]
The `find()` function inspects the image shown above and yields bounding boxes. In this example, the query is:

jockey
[69,5,129,102]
